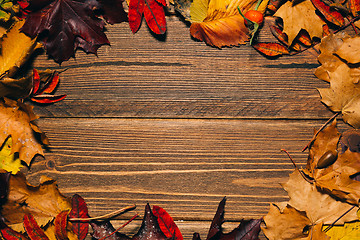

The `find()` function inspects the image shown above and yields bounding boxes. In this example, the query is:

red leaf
[55,211,69,240]
[296,30,312,47]
[311,0,345,26]
[153,206,183,240]
[128,0,166,34]
[37,72,60,95]
[252,42,290,57]
[31,94,67,104]
[348,0,360,16]
[0,223,28,240]
[23,214,49,240]
[32,69,40,95]
[69,194,89,240]
[21,0,110,63]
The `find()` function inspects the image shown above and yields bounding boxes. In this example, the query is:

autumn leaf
[274,0,325,45]
[90,220,130,240]
[128,0,167,34]
[69,194,89,240]
[21,0,110,63]
[171,0,192,21]
[311,0,345,27]
[262,203,311,240]
[252,42,290,56]
[324,221,360,239]
[54,211,70,240]
[189,0,257,48]
[98,0,128,24]
[1,172,72,232]
[316,34,360,128]
[24,213,50,240]
[0,76,33,99]
[153,205,183,240]
[340,129,360,153]
[0,137,22,174]
[0,97,48,166]
[0,19,40,77]
[0,171,10,201]
[0,221,28,240]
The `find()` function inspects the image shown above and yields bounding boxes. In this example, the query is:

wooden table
[27,16,347,239]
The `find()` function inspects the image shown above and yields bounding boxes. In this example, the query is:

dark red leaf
[311,0,345,26]
[31,94,67,104]
[0,224,28,240]
[153,205,183,240]
[252,42,290,56]
[98,0,128,24]
[132,203,167,240]
[0,172,10,201]
[340,129,360,153]
[90,221,129,240]
[202,198,262,240]
[55,211,69,240]
[23,214,49,240]
[69,194,89,240]
[21,0,110,63]
[128,0,166,34]
[348,0,360,16]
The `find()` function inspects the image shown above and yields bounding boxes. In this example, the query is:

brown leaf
[0,98,48,166]
[274,0,324,44]
[340,129,360,153]
[1,172,72,232]
[252,42,290,56]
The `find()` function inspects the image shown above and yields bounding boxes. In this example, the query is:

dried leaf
[69,194,89,240]
[348,0,360,16]
[90,220,130,240]
[189,0,259,48]
[171,0,193,20]
[0,98,48,165]
[128,0,167,34]
[274,0,324,44]
[132,203,168,240]
[324,221,360,239]
[24,213,50,240]
[55,211,69,240]
[0,222,28,240]
[1,172,72,232]
[21,0,110,63]
[98,0,128,24]
[311,0,345,26]
[0,19,39,77]
[0,171,10,200]
[335,36,360,64]
[252,42,290,56]
[153,205,183,240]
[0,76,33,99]
[340,129,360,153]
[0,137,22,174]
[296,30,312,47]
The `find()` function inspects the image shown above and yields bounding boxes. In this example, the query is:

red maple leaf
[21,0,110,63]
[128,0,167,34]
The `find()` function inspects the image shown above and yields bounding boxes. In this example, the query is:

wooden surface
[25,16,349,239]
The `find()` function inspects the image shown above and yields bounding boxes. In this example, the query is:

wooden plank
[30,16,331,119]
[27,118,350,222]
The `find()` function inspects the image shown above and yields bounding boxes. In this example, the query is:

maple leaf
[0,137,22,174]
[195,197,262,240]
[324,221,360,239]
[274,0,325,45]
[189,0,262,48]
[0,97,48,166]
[0,19,40,77]
[98,0,128,24]
[21,0,110,63]
[1,172,72,232]
[316,34,360,128]
[128,0,167,34]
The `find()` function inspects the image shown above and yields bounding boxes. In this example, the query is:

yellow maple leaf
[324,221,360,239]
[190,0,265,47]
[0,136,22,174]
[274,0,325,45]
[0,19,41,77]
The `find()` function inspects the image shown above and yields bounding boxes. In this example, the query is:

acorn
[316,150,338,169]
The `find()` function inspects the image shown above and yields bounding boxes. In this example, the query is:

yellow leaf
[0,19,40,77]
[274,0,324,45]
[0,136,22,174]
[324,221,360,239]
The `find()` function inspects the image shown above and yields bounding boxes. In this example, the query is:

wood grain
[27,118,350,222]
[30,16,331,119]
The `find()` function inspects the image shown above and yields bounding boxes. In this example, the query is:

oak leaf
[0,97,48,166]
[190,0,261,48]
[1,172,72,232]
[0,19,39,77]
[274,0,325,45]
[21,0,110,63]
[316,34,360,128]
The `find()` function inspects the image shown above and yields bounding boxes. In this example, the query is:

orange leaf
[37,72,60,95]
[32,69,40,95]
[311,0,345,26]
[348,0,360,16]
[296,30,312,46]
[23,214,49,240]
[55,211,69,240]
[31,94,67,104]
[252,42,290,56]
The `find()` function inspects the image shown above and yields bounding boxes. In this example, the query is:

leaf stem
[281,149,314,183]
[98,214,139,240]
[69,204,136,221]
